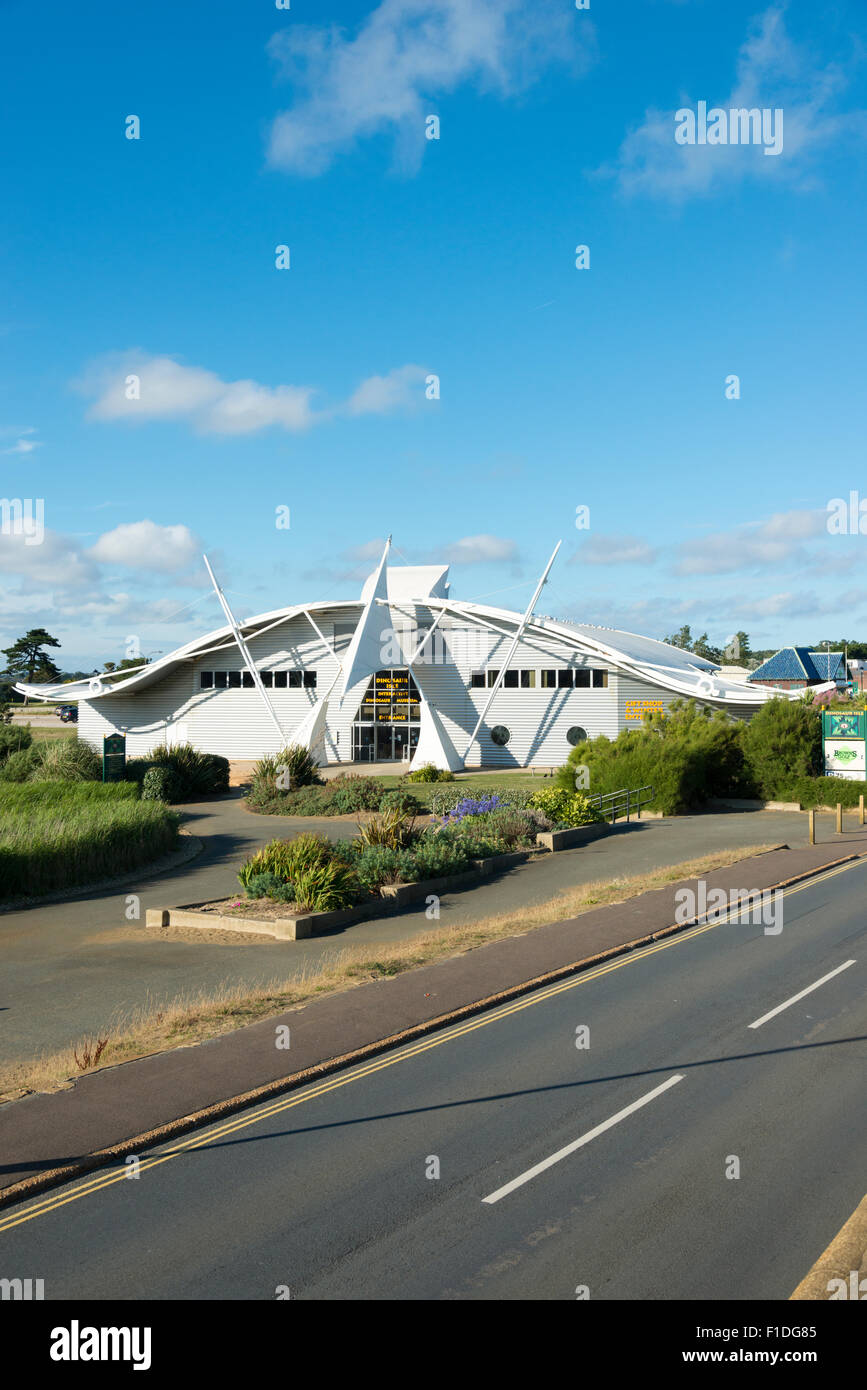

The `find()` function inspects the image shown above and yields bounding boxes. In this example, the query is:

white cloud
[77,353,318,435]
[675,508,828,574]
[345,365,428,416]
[76,353,429,436]
[601,6,865,200]
[0,527,99,590]
[0,427,41,456]
[441,534,519,565]
[570,534,658,566]
[266,0,592,176]
[89,521,201,573]
[0,518,205,643]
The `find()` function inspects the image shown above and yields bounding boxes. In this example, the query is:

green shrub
[741,698,821,798]
[353,845,406,893]
[557,700,752,816]
[279,831,335,876]
[379,789,423,816]
[292,859,362,912]
[251,746,320,794]
[124,758,156,786]
[528,787,602,828]
[398,835,474,881]
[245,785,324,816]
[404,762,455,783]
[32,736,101,782]
[327,774,385,813]
[0,724,32,761]
[243,871,296,902]
[355,807,416,849]
[149,743,229,798]
[141,766,184,803]
[0,746,42,782]
[479,805,545,847]
[777,775,867,809]
[428,784,534,815]
[236,833,335,891]
[0,784,179,899]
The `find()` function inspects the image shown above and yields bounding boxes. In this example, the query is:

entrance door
[375,724,394,760]
[352,726,375,761]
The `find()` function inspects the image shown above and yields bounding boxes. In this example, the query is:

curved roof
[15,587,783,710]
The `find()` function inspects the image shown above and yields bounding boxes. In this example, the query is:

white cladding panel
[80,616,339,759]
[75,610,756,765]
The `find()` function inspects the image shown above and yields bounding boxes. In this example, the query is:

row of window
[470,668,609,690]
[199,670,317,690]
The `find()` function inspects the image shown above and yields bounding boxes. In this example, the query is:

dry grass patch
[0,843,781,1102]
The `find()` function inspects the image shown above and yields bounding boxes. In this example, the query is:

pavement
[0,790,841,1063]
[0,845,864,1299]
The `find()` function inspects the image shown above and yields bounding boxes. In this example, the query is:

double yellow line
[0,856,861,1236]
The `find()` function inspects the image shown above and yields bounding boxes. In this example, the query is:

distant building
[847,659,867,693]
[748,648,846,692]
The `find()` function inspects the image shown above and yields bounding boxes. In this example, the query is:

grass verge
[0,782,180,898]
[0,842,779,1101]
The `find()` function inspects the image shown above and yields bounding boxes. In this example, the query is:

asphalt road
[1,857,864,1300]
[0,796,815,1061]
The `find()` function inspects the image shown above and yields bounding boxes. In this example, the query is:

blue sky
[1,0,866,670]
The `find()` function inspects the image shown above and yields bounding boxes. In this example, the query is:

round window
[490,725,511,746]
[566,726,588,746]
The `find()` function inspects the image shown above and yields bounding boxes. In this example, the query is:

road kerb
[790,1195,867,1300]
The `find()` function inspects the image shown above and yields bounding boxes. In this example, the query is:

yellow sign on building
[625,699,664,721]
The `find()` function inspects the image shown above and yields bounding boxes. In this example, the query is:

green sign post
[102,733,127,783]
[822,711,866,780]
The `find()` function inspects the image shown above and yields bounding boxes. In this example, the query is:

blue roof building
[749,648,845,687]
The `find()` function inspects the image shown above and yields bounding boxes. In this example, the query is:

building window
[199,671,213,689]
[261,671,273,688]
[470,672,485,688]
[567,726,588,746]
[242,671,255,689]
[490,725,511,746]
[592,669,608,688]
[574,669,590,688]
[228,671,241,688]
[521,669,536,688]
[214,671,227,689]
[304,671,317,689]
[287,671,302,688]
[557,669,573,688]
[541,670,557,688]
[487,670,500,688]
[503,670,519,688]
[274,671,287,689]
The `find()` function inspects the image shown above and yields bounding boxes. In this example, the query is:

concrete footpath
[0,797,835,1061]
[1,834,864,1203]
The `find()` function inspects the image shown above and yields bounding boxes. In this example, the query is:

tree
[723,630,752,661]
[665,624,693,651]
[103,656,149,683]
[692,632,723,663]
[1,629,61,685]
[742,697,821,796]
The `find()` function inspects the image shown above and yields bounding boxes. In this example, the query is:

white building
[16,543,786,770]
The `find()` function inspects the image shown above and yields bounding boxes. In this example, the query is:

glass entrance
[352,669,421,762]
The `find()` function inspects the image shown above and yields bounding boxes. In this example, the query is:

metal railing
[586,785,654,823]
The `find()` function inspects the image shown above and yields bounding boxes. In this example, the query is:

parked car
[57,705,78,723]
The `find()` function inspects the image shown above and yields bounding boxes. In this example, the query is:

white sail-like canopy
[338,537,392,704]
